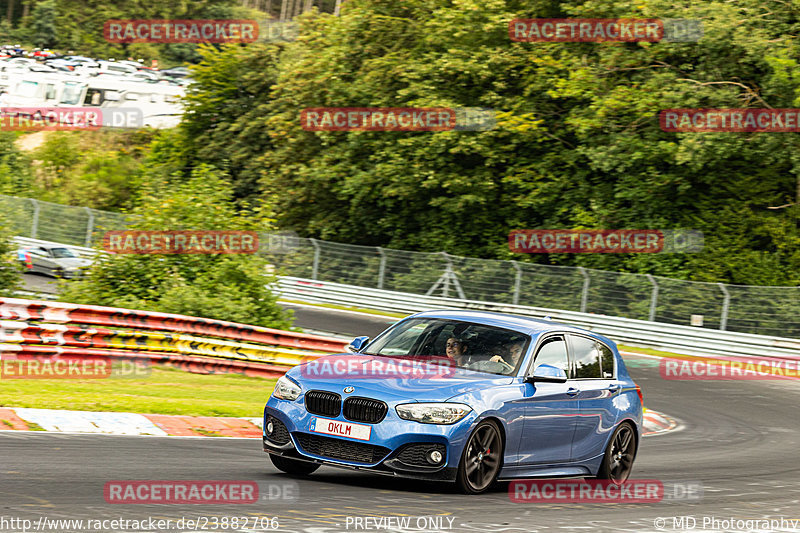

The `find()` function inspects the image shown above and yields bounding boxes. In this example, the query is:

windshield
[364,318,530,376]
[60,81,85,105]
[50,247,77,258]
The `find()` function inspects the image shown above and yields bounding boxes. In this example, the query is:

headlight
[272,375,301,401]
[395,403,472,424]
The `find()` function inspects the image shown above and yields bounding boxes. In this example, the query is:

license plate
[309,417,371,441]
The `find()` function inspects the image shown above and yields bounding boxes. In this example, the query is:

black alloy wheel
[456,419,503,494]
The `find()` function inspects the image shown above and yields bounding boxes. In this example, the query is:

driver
[490,341,525,373]
[445,336,469,366]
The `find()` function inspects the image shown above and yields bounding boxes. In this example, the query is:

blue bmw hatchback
[263,310,643,494]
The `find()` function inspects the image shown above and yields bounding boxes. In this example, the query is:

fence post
[441,252,451,298]
[30,199,39,239]
[512,261,522,305]
[84,207,94,247]
[646,274,659,322]
[718,283,730,330]
[578,267,590,313]
[377,247,386,290]
[310,238,320,280]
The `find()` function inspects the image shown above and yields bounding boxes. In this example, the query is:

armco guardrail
[276,277,800,360]
[0,297,348,378]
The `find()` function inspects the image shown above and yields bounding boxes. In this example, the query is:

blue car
[263,310,643,494]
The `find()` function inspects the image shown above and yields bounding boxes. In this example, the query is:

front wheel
[269,454,320,476]
[596,422,637,484]
[456,419,504,494]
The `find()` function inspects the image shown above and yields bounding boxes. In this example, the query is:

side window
[571,335,603,379]
[532,336,569,375]
[597,343,615,379]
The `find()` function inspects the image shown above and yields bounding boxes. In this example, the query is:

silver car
[17,245,93,278]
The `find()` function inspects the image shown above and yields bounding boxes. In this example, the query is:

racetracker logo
[0,355,112,379]
[509,479,663,503]
[509,229,704,253]
[103,19,258,43]
[510,18,663,42]
[660,109,800,132]
[0,107,143,130]
[104,481,258,504]
[509,19,702,42]
[0,356,149,379]
[299,355,457,379]
[660,357,800,380]
[102,231,258,255]
[302,108,454,131]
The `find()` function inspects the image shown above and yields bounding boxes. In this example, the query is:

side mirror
[346,336,370,353]
[527,364,568,383]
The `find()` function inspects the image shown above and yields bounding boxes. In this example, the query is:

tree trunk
[7,0,14,25]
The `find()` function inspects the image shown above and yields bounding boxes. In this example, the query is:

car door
[567,334,619,462]
[28,248,49,274]
[38,247,56,274]
[517,334,580,465]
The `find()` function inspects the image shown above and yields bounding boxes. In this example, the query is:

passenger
[490,341,525,373]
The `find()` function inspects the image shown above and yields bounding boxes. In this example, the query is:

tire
[269,454,320,476]
[595,422,637,484]
[456,419,504,494]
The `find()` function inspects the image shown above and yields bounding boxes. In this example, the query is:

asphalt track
[3,291,800,532]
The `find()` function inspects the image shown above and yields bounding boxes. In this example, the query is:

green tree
[31,0,58,48]
[0,211,20,296]
[0,132,34,196]
[59,165,293,329]
[184,0,800,285]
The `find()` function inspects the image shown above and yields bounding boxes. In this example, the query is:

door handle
[607,384,621,393]
[566,387,580,396]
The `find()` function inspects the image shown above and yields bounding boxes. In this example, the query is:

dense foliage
[58,166,293,328]
[3,0,799,289]
[174,0,800,286]
[0,210,20,296]
[1,0,258,66]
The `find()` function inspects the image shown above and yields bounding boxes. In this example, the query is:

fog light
[426,449,443,465]
[266,420,274,435]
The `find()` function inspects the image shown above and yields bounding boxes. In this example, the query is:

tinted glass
[365,318,530,376]
[571,335,602,379]
[598,343,615,379]
[50,248,77,258]
[532,336,569,374]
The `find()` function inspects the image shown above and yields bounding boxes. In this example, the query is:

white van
[1,71,185,128]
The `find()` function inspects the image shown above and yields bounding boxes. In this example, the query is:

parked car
[262,310,644,494]
[159,66,190,78]
[16,245,93,278]
[32,49,56,59]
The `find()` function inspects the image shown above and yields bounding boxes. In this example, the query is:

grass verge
[0,365,275,418]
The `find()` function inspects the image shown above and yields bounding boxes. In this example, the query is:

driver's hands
[490,355,514,371]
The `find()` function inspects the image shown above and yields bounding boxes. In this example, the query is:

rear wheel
[596,422,637,484]
[456,419,504,494]
[269,454,319,476]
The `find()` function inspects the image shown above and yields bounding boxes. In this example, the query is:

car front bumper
[263,400,473,482]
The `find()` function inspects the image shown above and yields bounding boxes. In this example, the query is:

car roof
[408,309,605,340]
